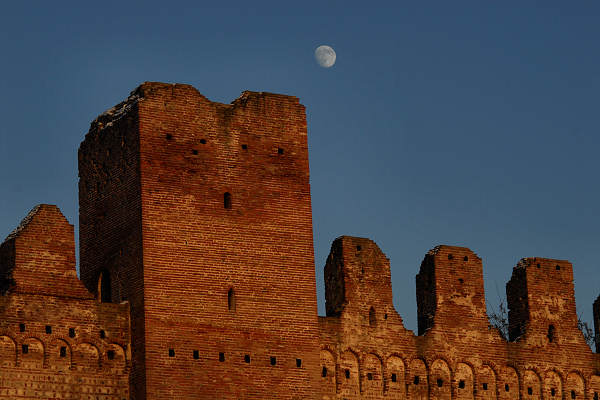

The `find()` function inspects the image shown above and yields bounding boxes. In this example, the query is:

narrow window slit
[168,348,175,357]
[219,352,225,362]
[69,328,75,338]
[224,192,232,209]
[296,358,302,368]
[60,346,67,358]
[459,380,465,389]
[45,325,52,334]
[321,366,327,377]
[244,354,250,363]
[193,350,199,360]
[107,350,115,360]
[22,344,28,354]
[391,373,397,383]
[228,288,236,311]
[270,356,276,366]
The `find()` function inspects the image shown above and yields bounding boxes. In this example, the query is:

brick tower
[78,82,320,399]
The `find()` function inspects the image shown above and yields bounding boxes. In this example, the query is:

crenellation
[1,82,599,399]
[595,296,600,354]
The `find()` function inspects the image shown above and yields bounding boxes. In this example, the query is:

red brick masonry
[1,82,598,399]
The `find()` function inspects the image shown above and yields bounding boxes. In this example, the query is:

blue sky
[1,1,599,332]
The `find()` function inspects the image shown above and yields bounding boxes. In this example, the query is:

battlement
[416,245,488,335]
[1,83,599,399]
[507,257,581,345]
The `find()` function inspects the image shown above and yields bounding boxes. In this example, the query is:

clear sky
[1,1,599,333]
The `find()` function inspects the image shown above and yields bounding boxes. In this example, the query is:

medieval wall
[318,236,600,400]
[0,205,130,399]
[1,83,599,400]
[78,82,321,399]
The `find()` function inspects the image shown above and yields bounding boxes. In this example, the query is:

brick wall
[1,82,599,400]
[319,237,600,400]
[79,82,321,399]
[0,205,130,399]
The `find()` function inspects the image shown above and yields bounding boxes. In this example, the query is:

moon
[315,45,336,68]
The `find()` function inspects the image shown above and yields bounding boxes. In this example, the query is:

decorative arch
[386,355,406,399]
[478,364,497,400]
[588,375,600,400]
[454,362,475,400]
[543,370,563,400]
[20,337,44,369]
[0,335,16,367]
[362,353,383,396]
[499,366,520,400]
[523,369,542,400]
[339,350,360,397]
[73,342,100,371]
[48,338,71,371]
[320,349,336,396]
[565,371,585,400]
[408,358,428,400]
[429,358,451,400]
[104,343,126,373]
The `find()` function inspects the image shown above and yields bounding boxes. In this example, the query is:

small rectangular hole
[296,358,302,368]
[270,356,276,366]
[322,366,327,377]
[367,373,373,380]
[19,323,25,332]
[100,330,106,339]
[60,346,67,357]
[192,149,198,155]
[241,144,248,150]
[277,147,284,154]
[219,352,225,362]
[168,348,175,357]
[107,350,115,360]
[193,350,199,359]
[68,328,75,338]
[45,325,52,334]
[391,373,397,383]
[244,354,250,363]
[22,344,28,354]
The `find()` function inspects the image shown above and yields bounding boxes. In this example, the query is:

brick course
[0,82,598,399]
